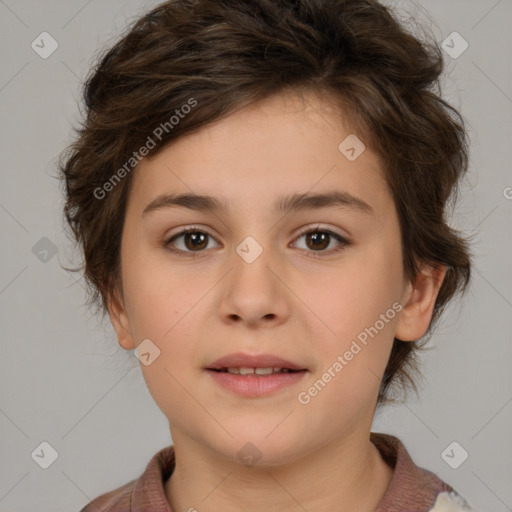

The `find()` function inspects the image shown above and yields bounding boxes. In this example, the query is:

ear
[394,263,447,342]
[106,287,136,350]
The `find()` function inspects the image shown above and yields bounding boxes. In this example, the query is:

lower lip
[206,370,307,397]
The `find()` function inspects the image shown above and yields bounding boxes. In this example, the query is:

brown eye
[164,225,350,258]
[182,232,208,251]
[165,228,218,254]
[292,226,350,256]
[304,231,330,251]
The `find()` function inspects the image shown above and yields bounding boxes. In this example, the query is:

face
[108,89,443,466]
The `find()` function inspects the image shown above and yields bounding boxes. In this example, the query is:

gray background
[0,1,511,511]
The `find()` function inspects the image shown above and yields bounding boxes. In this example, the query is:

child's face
[109,90,432,464]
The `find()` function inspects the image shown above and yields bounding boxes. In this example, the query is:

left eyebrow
[142,190,374,217]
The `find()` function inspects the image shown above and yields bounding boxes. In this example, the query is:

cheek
[121,253,205,412]
[291,247,402,421]
[121,242,216,376]
[297,242,402,346]
[295,266,400,422]
[121,240,197,340]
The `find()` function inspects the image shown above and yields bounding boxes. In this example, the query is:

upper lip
[206,352,307,371]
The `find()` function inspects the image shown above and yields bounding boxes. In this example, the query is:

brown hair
[58,0,472,406]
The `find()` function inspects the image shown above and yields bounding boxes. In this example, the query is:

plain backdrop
[0,1,511,511]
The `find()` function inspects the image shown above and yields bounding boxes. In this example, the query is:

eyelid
[165,224,218,243]
[293,223,349,241]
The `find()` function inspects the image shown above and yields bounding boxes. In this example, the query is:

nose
[217,243,291,329]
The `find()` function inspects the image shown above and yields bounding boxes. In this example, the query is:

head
[59,0,471,462]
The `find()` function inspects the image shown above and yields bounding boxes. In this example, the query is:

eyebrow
[142,190,374,217]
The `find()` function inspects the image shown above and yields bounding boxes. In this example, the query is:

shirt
[80,432,479,512]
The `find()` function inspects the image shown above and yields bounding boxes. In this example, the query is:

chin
[219,427,306,467]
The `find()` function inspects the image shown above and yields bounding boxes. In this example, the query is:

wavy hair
[59,0,472,406]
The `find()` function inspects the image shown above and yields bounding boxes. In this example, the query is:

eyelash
[163,224,351,259]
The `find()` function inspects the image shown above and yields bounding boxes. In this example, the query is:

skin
[108,89,446,512]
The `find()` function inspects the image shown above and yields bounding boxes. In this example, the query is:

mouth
[205,352,308,397]
[207,367,305,375]
[206,352,307,372]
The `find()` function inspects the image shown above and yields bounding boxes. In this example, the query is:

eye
[164,226,219,257]
[164,224,350,257]
[291,225,350,256]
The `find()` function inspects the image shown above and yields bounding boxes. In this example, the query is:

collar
[85,432,457,511]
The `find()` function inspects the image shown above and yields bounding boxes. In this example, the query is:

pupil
[308,232,328,250]
[186,232,207,250]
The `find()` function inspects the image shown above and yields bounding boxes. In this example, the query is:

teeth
[222,367,294,375]
[255,367,274,375]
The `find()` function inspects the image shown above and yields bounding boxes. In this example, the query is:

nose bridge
[227,205,279,266]
[231,231,277,290]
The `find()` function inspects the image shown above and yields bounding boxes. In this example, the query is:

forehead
[129,89,390,218]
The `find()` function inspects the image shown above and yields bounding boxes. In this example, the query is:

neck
[165,430,394,512]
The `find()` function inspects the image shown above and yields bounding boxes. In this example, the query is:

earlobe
[394,264,447,342]
[106,288,135,350]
